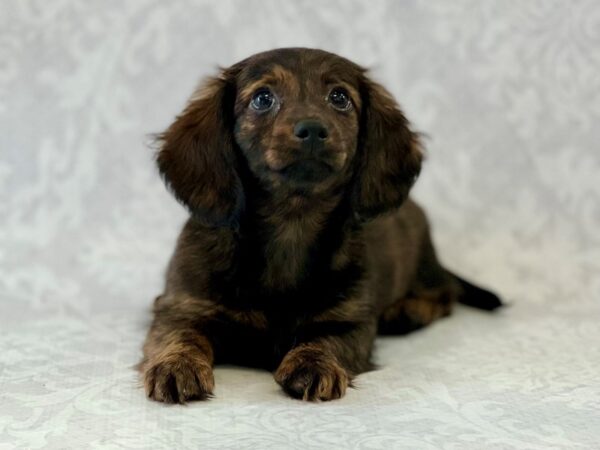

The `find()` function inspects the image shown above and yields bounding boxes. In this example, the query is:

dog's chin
[255,156,344,196]
[278,159,334,185]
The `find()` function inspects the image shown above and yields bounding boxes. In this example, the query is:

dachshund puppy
[140,48,501,403]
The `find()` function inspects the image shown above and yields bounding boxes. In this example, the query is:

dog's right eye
[250,88,275,111]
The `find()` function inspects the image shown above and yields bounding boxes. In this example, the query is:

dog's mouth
[276,158,334,183]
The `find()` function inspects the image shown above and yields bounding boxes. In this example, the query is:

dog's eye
[250,88,275,111]
[328,87,352,111]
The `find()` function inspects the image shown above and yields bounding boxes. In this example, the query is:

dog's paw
[274,346,350,401]
[142,352,214,403]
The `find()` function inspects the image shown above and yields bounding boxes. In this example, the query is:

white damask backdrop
[1,1,599,449]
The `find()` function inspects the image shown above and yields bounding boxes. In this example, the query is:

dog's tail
[450,272,503,311]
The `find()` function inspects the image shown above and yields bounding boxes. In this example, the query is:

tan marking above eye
[239,65,300,102]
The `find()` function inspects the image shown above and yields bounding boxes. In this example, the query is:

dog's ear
[156,70,244,227]
[352,77,423,222]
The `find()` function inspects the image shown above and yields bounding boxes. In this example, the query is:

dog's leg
[378,222,501,334]
[274,319,377,401]
[377,287,455,335]
[378,227,460,335]
[139,295,216,403]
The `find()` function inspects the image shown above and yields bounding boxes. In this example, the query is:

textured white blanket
[1,2,598,449]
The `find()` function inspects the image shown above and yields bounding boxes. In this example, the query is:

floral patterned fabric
[1,1,599,448]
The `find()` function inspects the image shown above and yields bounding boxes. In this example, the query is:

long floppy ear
[352,77,423,221]
[156,71,244,227]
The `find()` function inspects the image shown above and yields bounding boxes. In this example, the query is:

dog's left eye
[250,88,275,111]
[328,87,352,111]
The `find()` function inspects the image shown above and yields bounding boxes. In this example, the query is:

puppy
[140,48,501,403]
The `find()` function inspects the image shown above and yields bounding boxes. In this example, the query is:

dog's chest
[221,212,362,306]
[211,250,362,373]
[259,218,318,290]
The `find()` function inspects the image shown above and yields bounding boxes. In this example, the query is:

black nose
[294,120,328,143]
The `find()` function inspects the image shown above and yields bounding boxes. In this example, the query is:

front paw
[274,346,350,401]
[141,352,214,403]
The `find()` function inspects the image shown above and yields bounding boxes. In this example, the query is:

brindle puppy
[140,48,501,403]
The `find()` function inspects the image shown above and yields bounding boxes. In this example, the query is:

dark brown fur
[140,48,501,403]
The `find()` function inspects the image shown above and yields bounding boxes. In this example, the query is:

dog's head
[157,48,422,226]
